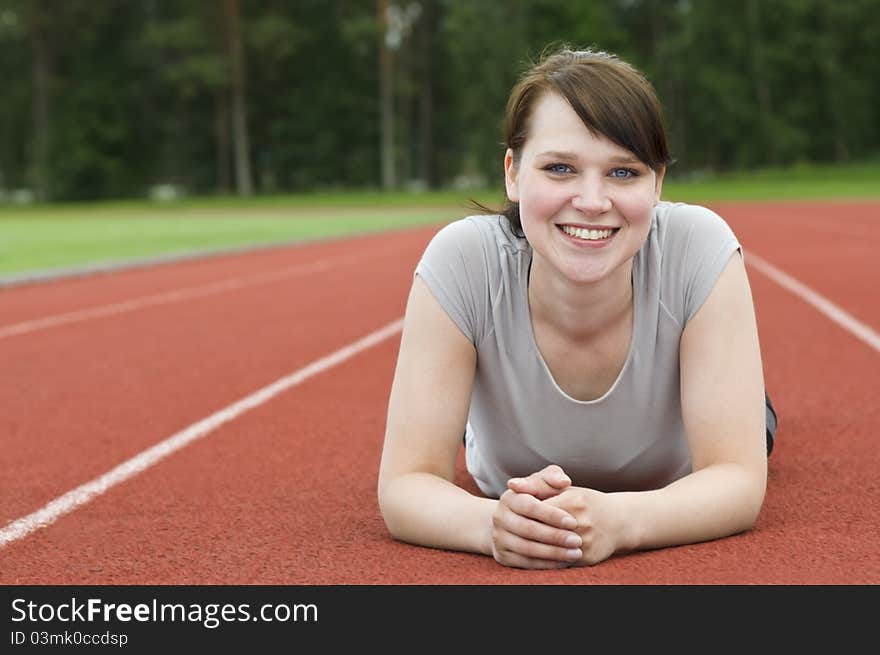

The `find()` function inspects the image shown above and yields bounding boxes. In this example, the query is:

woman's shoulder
[649,201,742,325]
[437,213,524,240]
[426,214,527,260]
[654,200,730,230]
[416,215,519,347]
[651,200,738,262]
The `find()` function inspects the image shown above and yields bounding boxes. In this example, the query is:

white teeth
[559,225,615,241]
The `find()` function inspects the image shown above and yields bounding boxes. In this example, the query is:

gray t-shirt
[414,201,742,498]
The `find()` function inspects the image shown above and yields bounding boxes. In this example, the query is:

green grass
[1,161,877,279]
[0,205,472,277]
[662,160,880,202]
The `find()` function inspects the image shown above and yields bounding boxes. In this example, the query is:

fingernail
[566,549,582,560]
[564,534,582,548]
[561,516,577,529]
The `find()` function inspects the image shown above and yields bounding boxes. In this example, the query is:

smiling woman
[507,92,661,297]
[377,45,777,570]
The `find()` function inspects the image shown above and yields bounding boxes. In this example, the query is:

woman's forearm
[614,463,767,552]
[379,472,497,556]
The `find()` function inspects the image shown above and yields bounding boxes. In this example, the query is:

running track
[1,201,878,584]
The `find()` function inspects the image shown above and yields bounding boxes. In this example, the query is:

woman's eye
[545,163,573,175]
[610,167,638,179]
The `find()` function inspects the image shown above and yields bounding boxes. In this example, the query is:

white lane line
[747,252,880,353]
[0,258,339,339]
[0,318,404,548]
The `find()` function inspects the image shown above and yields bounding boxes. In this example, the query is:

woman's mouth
[557,224,619,243]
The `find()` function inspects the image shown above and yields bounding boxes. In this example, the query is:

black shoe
[765,392,778,456]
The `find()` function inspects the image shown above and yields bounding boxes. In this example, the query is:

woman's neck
[527,255,634,343]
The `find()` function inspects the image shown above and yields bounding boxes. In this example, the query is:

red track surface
[1,202,878,584]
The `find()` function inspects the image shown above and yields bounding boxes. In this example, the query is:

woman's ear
[654,164,666,203]
[504,149,519,203]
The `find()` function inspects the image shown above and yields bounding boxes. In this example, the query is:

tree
[223,0,253,195]
[24,0,52,200]
[377,0,394,190]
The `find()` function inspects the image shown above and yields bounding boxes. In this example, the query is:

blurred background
[1,0,878,280]
[1,0,878,203]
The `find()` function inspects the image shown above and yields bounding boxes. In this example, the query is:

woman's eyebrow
[536,150,578,160]
[536,150,642,165]
[609,155,642,164]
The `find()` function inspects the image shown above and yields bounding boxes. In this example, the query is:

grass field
[1,161,877,279]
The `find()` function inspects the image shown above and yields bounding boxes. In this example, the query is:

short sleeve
[660,204,742,325]
[414,218,490,346]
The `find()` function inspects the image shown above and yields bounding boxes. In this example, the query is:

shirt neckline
[521,250,641,406]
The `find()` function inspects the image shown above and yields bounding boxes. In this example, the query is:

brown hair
[477,45,671,234]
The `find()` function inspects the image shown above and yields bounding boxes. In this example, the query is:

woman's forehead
[524,95,638,160]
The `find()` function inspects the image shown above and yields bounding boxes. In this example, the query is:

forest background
[1,0,878,205]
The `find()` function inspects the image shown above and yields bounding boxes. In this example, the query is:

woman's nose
[571,176,612,215]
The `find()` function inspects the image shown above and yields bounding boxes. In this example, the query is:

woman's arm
[378,276,487,553]
[378,277,581,565]
[544,250,768,563]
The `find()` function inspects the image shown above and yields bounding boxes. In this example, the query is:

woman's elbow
[377,473,412,538]
[736,468,768,532]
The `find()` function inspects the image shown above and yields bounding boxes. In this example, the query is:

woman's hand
[543,487,628,566]
[489,465,584,569]
[506,464,572,499]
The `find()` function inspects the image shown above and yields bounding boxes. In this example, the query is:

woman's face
[505,91,664,286]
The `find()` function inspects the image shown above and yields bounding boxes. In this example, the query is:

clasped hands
[490,464,620,569]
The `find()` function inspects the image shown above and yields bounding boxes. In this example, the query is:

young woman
[378,46,777,569]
